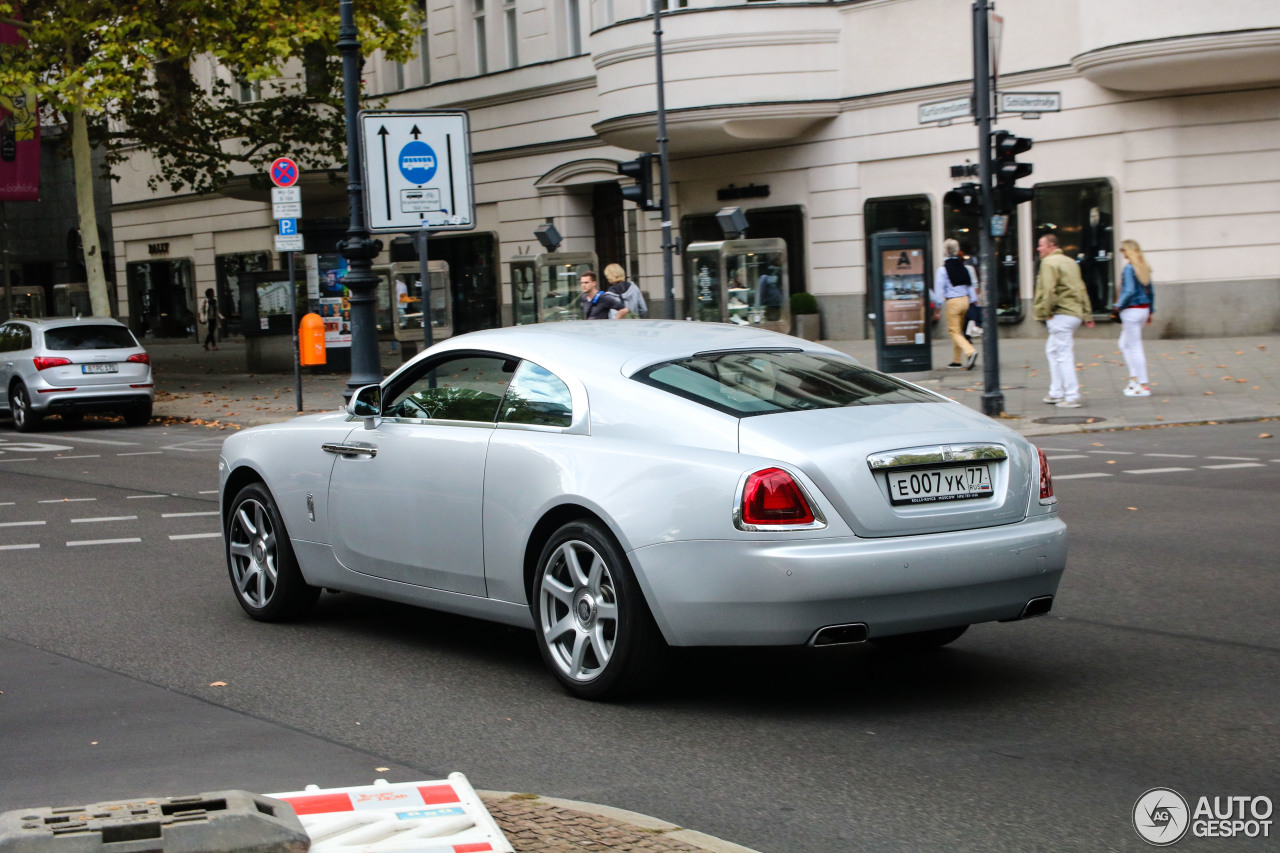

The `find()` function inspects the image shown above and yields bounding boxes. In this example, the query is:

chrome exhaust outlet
[809,623,869,647]
[1020,596,1054,619]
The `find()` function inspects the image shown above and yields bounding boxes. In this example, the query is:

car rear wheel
[533,520,665,700]
[870,625,968,652]
[226,483,319,621]
[9,384,41,433]
[123,401,152,427]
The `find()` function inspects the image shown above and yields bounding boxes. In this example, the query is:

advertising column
[870,231,933,373]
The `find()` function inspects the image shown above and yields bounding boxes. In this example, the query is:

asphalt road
[1,418,1277,851]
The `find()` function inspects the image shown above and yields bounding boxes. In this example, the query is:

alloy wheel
[228,497,279,609]
[538,539,619,683]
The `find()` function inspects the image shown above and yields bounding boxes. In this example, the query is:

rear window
[633,350,940,417]
[43,325,139,351]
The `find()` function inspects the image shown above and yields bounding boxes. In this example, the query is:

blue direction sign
[278,218,298,236]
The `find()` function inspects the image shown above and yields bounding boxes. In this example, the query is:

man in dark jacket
[579,271,626,319]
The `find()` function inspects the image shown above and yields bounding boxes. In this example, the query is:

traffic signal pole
[652,0,676,318]
[973,0,1004,417]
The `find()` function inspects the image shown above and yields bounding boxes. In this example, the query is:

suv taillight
[33,356,71,371]
[127,353,151,365]
[741,467,815,526]
[1036,446,1054,501]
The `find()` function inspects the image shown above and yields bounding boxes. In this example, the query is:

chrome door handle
[322,442,378,458]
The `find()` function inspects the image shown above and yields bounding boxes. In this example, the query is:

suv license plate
[888,464,993,505]
[82,363,118,374]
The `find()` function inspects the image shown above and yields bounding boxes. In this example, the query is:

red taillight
[1036,446,1054,500]
[741,467,815,526]
[127,353,151,365]
[33,356,71,371]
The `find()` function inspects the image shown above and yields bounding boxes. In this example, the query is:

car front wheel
[226,482,319,621]
[9,384,41,433]
[532,520,665,700]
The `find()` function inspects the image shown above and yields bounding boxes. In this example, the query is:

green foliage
[0,0,423,193]
[790,291,819,315]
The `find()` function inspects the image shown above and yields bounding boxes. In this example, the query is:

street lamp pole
[652,0,675,318]
[338,0,383,400]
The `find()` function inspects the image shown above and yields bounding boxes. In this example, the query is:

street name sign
[919,96,972,125]
[1000,91,1062,114]
[359,110,476,233]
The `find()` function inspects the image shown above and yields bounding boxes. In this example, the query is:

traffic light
[617,153,656,210]
[944,182,982,216]
[991,130,1034,213]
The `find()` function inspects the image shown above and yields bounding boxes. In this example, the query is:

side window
[16,326,33,351]
[384,354,517,423]
[499,361,573,428]
[0,325,11,353]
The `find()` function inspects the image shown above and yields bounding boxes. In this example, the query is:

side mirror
[348,384,382,429]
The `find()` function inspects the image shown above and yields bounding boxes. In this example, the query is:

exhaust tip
[1021,596,1054,619]
[809,623,868,647]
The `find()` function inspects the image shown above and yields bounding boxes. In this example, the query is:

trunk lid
[738,402,1034,538]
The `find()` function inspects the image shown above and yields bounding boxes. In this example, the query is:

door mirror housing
[348,384,383,429]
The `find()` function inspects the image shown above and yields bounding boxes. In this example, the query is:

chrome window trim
[867,443,1009,470]
[731,467,829,533]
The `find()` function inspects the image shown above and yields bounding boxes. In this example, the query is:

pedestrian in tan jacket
[1034,234,1094,408]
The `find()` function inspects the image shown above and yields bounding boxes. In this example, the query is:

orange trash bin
[299,312,326,365]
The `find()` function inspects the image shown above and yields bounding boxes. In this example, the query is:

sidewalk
[148,329,1279,435]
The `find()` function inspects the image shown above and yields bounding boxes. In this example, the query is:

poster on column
[316,253,352,348]
[881,248,928,346]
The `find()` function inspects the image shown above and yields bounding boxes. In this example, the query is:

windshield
[44,325,139,351]
[634,350,940,417]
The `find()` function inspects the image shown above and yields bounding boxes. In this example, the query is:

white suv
[1,317,154,431]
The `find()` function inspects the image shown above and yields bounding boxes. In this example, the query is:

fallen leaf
[91,741,98,745]
[1156,416,1164,420]
[1236,380,1247,384]
[1127,507,1138,511]
[1261,433,1273,439]
[1204,391,1214,396]
[376,767,390,772]
[209,681,227,687]
[1091,442,1104,447]
[1106,460,1116,464]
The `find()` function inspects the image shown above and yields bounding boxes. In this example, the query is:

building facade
[109,0,1280,341]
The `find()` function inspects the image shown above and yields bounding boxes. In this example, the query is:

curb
[481,791,764,853]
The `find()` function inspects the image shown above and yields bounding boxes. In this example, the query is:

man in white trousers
[1033,233,1094,408]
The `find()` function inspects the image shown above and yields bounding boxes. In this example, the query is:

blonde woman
[1115,239,1155,397]
[603,263,646,318]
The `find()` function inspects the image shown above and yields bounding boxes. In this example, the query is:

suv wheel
[9,384,42,433]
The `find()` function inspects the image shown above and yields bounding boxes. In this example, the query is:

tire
[9,384,41,433]
[226,482,319,621]
[123,401,152,427]
[870,625,969,652]
[532,520,666,700]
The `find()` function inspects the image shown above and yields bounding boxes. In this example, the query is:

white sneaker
[1133,385,1151,397]
[1056,399,1083,408]
[1122,379,1139,395]
[1043,395,1064,404]
[963,351,979,370]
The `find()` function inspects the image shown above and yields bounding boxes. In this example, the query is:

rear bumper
[34,389,153,415]
[629,515,1067,646]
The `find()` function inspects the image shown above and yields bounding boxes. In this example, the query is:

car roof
[434,320,845,378]
[8,316,128,329]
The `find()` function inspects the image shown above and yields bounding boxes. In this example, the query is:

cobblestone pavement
[482,794,716,852]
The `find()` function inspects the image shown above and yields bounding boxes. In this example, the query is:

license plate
[887,464,993,505]
[82,363,118,374]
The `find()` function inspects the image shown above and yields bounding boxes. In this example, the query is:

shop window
[1032,180,1115,315]
[126,258,194,339]
[215,252,271,336]
[941,204,1023,322]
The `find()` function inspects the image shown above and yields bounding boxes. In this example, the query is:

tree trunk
[71,105,110,317]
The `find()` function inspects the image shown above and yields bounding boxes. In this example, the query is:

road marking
[0,520,45,528]
[117,451,163,457]
[0,501,13,506]
[55,454,101,460]
[1087,450,1134,455]
[1124,468,1193,475]
[168,532,221,540]
[0,458,37,463]
[0,543,39,551]
[1146,453,1195,458]
[198,490,219,495]
[40,435,140,446]
[1202,462,1266,470]
[71,515,138,524]
[1205,456,1260,461]
[66,538,142,547]
[127,494,169,500]
[1054,473,1112,480]
[161,511,219,518]
[39,498,95,503]
[1046,454,1087,460]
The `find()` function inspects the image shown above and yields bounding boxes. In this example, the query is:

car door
[0,324,13,398]
[326,351,519,596]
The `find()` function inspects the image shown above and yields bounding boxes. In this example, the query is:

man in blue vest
[579,271,627,319]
